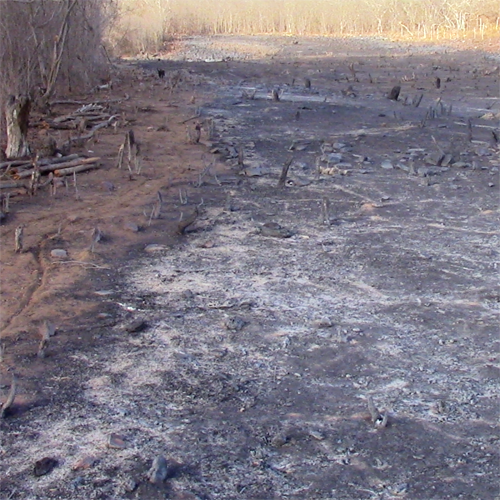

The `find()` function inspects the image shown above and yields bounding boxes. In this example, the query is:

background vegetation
[0,0,115,142]
[0,0,498,145]
[112,0,499,54]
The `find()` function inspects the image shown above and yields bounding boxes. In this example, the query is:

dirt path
[1,35,499,500]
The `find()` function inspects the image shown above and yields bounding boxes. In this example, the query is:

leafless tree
[0,0,116,155]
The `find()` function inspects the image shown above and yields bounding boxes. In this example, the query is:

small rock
[325,153,343,164]
[453,161,469,168]
[50,249,67,259]
[308,429,326,441]
[171,491,200,500]
[311,318,334,328]
[198,240,216,248]
[441,153,454,167]
[71,476,84,490]
[34,457,58,477]
[476,147,490,157]
[259,222,293,238]
[148,455,168,484]
[102,181,115,192]
[124,319,148,334]
[108,433,127,449]
[122,477,138,493]
[67,214,80,223]
[391,482,408,495]
[181,290,195,300]
[380,159,393,169]
[417,166,444,177]
[145,244,168,253]
[225,316,246,331]
[240,163,269,177]
[73,455,97,471]
[270,433,289,447]
[124,221,140,233]
[426,152,445,165]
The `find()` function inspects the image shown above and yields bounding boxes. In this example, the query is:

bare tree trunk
[38,0,79,109]
[5,95,31,159]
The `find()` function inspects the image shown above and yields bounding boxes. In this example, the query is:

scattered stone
[108,433,127,449]
[240,164,269,177]
[380,159,394,170]
[67,214,80,223]
[73,455,97,471]
[476,147,490,157]
[390,482,408,495]
[333,142,350,151]
[198,240,216,248]
[71,476,84,490]
[102,181,115,192]
[124,221,140,232]
[453,161,469,168]
[171,490,200,500]
[34,457,58,477]
[225,316,246,331]
[122,477,138,493]
[50,249,67,259]
[124,318,148,334]
[311,317,334,328]
[417,166,447,177]
[259,222,293,238]
[441,153,454,167]
[271,433,290,447]
[308,429,326,441]
[325,153,343,164]
[148,455,168,484]
[181,290,195,300]
[145,244,168,253]
[425,152,445,165]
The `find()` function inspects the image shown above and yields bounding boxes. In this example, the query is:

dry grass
[110,0,500,54]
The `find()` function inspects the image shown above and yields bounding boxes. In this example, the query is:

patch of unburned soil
[1,35,499,500]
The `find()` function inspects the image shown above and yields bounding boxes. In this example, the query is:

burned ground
[1,35,499,500]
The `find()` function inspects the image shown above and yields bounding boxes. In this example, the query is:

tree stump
[5,95,31,159]
[387,86,401,101]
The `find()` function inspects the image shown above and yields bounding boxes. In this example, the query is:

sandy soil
[1,35,499,500]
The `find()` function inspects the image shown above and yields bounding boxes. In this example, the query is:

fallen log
[40,154,80,166]
[54,163,100,176]
[0,158,31,170]
[59,115,118,151]
[50,94,130,106]
[0,180,27,190]
[15,157,100,179]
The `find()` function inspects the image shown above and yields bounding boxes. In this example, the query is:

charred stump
[5,95,31,159]
[388,86,401,101]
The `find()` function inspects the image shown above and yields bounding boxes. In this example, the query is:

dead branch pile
[34,102,119,154]
[42,103,119,132]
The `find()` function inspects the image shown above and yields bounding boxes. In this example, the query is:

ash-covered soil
[1,35,499,500]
